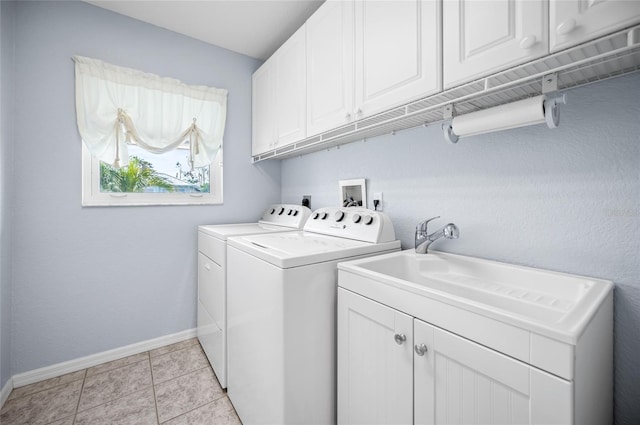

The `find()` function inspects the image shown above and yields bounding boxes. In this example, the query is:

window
[82,143,223,206]
[74,56,227,206]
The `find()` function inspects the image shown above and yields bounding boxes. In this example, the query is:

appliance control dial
[312,212,320,220]
[363,215,374,225]
[352,214,362,224]
[270,208,276,214]
[335,211,345,222]
[292,210,299,216]
[278,207,285,215]
[287,209,293,215]
[321,212,328,220]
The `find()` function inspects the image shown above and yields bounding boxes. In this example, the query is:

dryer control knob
[292,210,299,216]
[312,212,320,219]
[278,207,285,215]
[321,212,328,220]
[335,211,345,222]
[352,214,362,223]
[287,209,293,215]
[363,215,374,225]
[270,208,276,214]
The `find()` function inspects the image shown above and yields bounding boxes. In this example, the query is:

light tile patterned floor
[0,338,241,424]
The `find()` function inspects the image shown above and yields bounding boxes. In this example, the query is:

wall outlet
[373,192,383,211]
[302,195,311,209]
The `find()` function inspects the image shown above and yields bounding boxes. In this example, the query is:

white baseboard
[12,328,196,388]
[0,377,13,409]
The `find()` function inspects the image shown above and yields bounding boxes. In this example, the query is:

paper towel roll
[451,95,547,137]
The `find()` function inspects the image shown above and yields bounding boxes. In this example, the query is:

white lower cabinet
[338,288,573,425]
[337,288,413,425]
[413,318,572,425]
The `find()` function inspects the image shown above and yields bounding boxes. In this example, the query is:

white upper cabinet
[550,0,640,52]
[252,58,276,156]
[443,0,549,89]
[307,0,441,138]
[252,26,306,156]
[306,0,355,138]
[254,0,639,158]
[354,0,442,117]
[275,26,307,146]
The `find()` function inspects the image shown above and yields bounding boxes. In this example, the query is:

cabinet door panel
[415,319,532,425]
[251,60,276,155]
[338,289,413,425]
[550,0,640,52]
[355,0,441,116]
[306,0,355,137]
[275,26,306,146]
[443,0,548,89]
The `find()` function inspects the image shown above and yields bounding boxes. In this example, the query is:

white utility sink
[338,250,613,344]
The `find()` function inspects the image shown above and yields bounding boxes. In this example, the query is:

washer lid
[227,231,401,268]
[198,223,294,241]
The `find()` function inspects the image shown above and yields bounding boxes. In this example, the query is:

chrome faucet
[415,216,459,254]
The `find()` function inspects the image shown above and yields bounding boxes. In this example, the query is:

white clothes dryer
[197,204,311,388]
[226,207,401,425]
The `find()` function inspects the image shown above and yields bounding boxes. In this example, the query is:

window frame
[81,144,223,207]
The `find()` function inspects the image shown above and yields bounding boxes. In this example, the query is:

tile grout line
[71,369,88,425]
[149,351,161,425]
[72,358,153,417]
[4,373,86,405]
[148,339,199,360]
[159,397,228,424]
[84,352,149,378]
[152,364,226,424]
[153,364,215,388]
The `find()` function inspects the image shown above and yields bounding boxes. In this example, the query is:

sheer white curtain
[73,55,227,168]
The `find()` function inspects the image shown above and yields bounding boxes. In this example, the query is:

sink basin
[338,250,612,343]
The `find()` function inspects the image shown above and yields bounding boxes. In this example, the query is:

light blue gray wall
[7,1,280,375]
[282,73,640,425]
[0,0,15,391]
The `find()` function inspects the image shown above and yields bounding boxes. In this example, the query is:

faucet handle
[417,216,440,233]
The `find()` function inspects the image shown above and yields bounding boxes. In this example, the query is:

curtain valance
[73,55,227,168]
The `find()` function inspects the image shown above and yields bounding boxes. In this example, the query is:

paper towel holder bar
[442,93,567,144]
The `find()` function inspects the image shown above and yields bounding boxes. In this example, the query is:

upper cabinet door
[275,26,307,147]
[306,0,355,138]
[443,0,548,89]
[251,59,276,156]
[354,0,442,117]
[550,0,640,52]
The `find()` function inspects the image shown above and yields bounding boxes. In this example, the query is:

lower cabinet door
[338,288,413,425]
[413,319,572,425]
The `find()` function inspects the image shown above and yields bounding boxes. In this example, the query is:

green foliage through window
[100,156,176,193]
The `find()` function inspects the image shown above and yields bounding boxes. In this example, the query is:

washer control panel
[304,207,396,243]
[259,204,311,229]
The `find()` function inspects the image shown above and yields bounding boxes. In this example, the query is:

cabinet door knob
[204,263,211,271]
[394,334,407,345]
[414,344,428,356]
[355,108,363,116]
[345,113,351,121]
[519,35,537,49]
[556,18,577,35]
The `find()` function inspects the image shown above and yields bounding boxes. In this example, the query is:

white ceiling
[85,0,325,60]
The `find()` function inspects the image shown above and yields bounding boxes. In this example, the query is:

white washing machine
[197,204,311,388]
[226,207,401,425]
